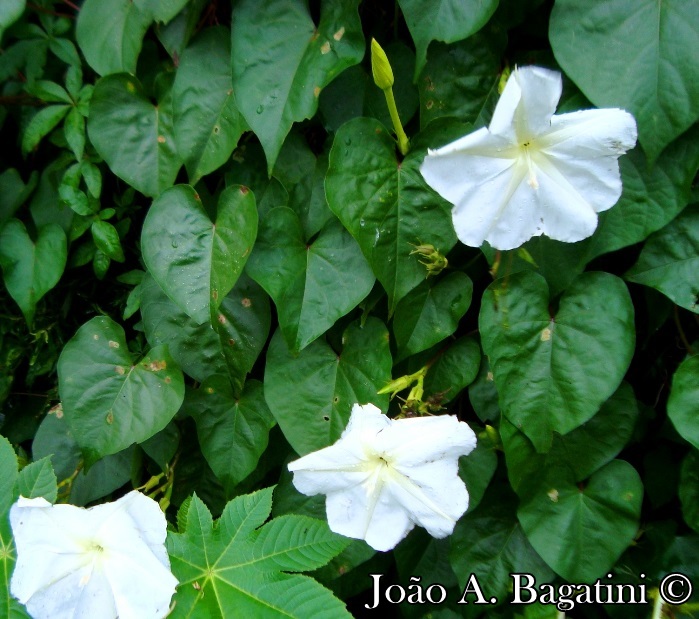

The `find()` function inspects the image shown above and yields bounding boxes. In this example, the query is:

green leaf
[680,450,699,534]
[134,0,188,23]
[480,271,635,452]
[517,460,643,581]
[16,456,57,502]
[0,0,25,40]
[626,204,699,313]
[91,220,125,262]
[32,410,81,481]
[21,104,70,155]
[173,27,246,184]
[141,272,270,393]
[167,490,351,618]
[88,74,181,198]
[550,0,699,162]
[459,424,497,514]
[392,271,472,361]
[24,80,72,104]
[450,483,554,603]
[0,435,18,519]
[142,184,257,325]
[501,382,640,496]
[0,169,37,226]
[264,318,392,455]
[70,448,135,507]
[668,355,699,450]
[325,117,458,312]
[231,0,364,172]
[397,0,499,80]
[247,207,374,352]
[185,379,275,491]
[585,128,699,260]
[64,107,85,161]
[57,316,185,465]
[76,0,151,76]
[423,336,481,404]
[0,220,67,325]
[417,31,505,129]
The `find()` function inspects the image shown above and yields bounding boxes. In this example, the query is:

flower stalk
[371,38,410,156]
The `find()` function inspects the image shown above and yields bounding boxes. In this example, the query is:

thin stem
[27,3,75,19]
[384,87,409,156]
[650,592,664,619]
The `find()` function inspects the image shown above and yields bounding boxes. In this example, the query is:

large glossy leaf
[88,74,181,198]
[480,271,635,452]
[326,117,459,312]
[626,204,699,313]
[142,184,257,325]
[584,128,699,260]
[76,0,151,76]
[57,316,185,465]
[264,318,392,455]
[185,379,275,492]
[0,219,66,325]
[140,272,270,393]
[501,382,640,496]
[392,271,472,361]
[517,460,643,581]
[167,489,351,618]
[417,31,505,129]
[667,355,699,450]
[450,484,554,603]
[397,0,499,80]
[246,207,374,352]
[173,27,246,184]
[550,0,699,162]
[17,457,57,503]
[231,0,364,172]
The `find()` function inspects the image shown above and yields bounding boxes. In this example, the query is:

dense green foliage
[0,0,698,617]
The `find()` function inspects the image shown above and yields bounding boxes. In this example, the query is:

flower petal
[490,66,562,142]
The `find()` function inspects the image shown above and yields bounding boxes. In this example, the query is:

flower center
[521,141,539,190]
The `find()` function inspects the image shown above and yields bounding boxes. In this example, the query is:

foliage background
[0,0,698,617]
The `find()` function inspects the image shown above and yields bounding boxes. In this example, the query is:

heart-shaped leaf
[88,74,181,197]
[626,204,699,314]
[423,336,481,404]
[668,355,699,451]
[264,318,392,455]
[140,272,270,394]
[246,207,374,352]
[184,378,276,492]
[550,0,699,162]
[142,184,257,325]
[325,117,459,312]
[57,316,185,465]
[173,27,246,184]
[398,0,499,80]
[17,457,57,503]
[517,460,643,581]
[392,271,472,361]
[0,219,67,325]
[480,271,635,452]
[231,0,364,172]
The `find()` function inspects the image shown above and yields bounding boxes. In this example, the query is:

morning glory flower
[10,491,177,619]
[420,65,638,250]
[287,403,477,551]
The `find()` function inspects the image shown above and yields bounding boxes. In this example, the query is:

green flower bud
[371,38,394,90]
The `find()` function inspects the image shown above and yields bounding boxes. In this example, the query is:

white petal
[386,460,469,538]
[490,66,562,142]
[377,414,477,466]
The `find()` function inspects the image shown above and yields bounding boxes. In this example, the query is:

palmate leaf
[167,488,351,618]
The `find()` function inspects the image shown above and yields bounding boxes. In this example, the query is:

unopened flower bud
[410,243,448,277]
[371,39,394,90]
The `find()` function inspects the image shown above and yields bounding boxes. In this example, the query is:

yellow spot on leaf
[540,327,551,342]
[486,371,494,382]
[217,314,226,324]
[320,41,331,54]
[547,489,559,502]
[206,387,215,394]
[333,27,345,41]
[147,360,167,371]
[109,340,120,349]
[241,297,252,308]
[126,82,136,93]
[313,86,321,98]
[115,365,125,375]
[106,411,114,425]
[93,334,99,340]
[157,136,166,144]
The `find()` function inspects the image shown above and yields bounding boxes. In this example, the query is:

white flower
[287,403,477,551]
[420,65,638,250]
[10,491,177,619]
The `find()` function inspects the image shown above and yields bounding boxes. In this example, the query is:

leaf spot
[108,340,120,349]
[164,376,171,384]
[241,298,252,308]
[547,488,559,502]
[212,289,219,301]
[323,415,330,421]
[540,327,551,342]
[333,26,345,41]
[425,99,434,110]
[213,125,220,135]
[157,136,166,144]
[147,360,167,371]
[228,338,235,346]
[217,314,227,324]
[93,334,99,340]
[126,82,136,93]
[106,411,114,424]
[320,41,331,54]
[206,387,215,394]
[313,86,321,98]
[486,371,494,381]
[115,365,125,375]
[239,185,249,195]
